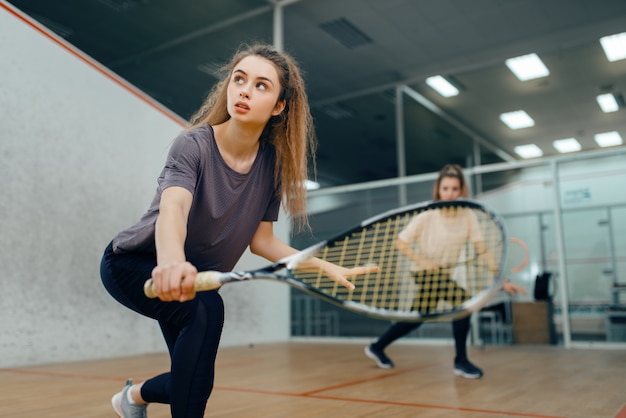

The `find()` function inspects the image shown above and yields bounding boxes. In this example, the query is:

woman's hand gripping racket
[144,200,508,322]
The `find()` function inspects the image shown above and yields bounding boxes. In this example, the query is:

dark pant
[100,243,224,418]
[372,316,471,362]
[374,270,471,362]
[413,269,468,313]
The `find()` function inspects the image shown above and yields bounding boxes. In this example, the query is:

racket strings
[293,205,505,316]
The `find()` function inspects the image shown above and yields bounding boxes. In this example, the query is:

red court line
[616,404,626,418]
[212,385,565,418]
[299,360,448,396]
[0,1,186,127]
[309,394,565,418]
[0,352,564,418]
[301,346,507,396]
[0,356,265,380]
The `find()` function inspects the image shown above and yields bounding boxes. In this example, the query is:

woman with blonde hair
[365,164,525,378]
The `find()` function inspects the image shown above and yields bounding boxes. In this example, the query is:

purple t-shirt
[112,124,281,272]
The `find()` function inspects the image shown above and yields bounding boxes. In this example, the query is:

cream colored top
[397,207,483,271]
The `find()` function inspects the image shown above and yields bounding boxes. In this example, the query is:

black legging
[412,269,468,313]
[373,270,471,362]
[100,242,224,418]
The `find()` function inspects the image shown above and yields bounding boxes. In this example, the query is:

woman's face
[226,55,285,126]
[438,176,462,201]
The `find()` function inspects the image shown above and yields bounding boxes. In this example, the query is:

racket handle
[143,271,223,299]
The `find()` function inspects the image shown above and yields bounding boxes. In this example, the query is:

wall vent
[319,18,373,49]
[95,0,148,12]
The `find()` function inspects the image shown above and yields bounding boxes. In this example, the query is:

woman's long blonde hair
[433,164,470,201]
[188,44,316,232]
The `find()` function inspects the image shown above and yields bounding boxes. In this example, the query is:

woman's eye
[233,76,244,84]
[256,82,267,90]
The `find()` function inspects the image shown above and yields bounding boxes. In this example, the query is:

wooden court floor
[1,342,625,417]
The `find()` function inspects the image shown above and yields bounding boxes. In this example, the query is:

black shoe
[365,344,394,368]
[454,359,483,379]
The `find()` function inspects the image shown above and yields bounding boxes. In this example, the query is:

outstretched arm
[502,280,527,296]
[249,222,377,290]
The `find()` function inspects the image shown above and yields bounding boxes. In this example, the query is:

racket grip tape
[143,271,223,299]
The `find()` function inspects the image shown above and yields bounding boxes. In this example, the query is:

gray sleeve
[158,133,201,194]
[262,189,281,222]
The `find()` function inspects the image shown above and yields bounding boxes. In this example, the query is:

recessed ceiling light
[553,138,581,153]
[499,110,535,129]
[596,93,620,113]
[505,53,550,81]
[197,62,223,78]
[514,144,543,159]
[425,75,459,97]
[600,32,626,62]
[305,180,320,190]
[594,131,623,147]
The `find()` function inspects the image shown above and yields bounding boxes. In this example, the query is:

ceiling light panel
[305,180,320,190]
[553,138,581,153]
[505,53,550,81]
[514,144,543,159]
[499,110,535,129]
[600,32,626,62]
[594,131,624,147]
[596,93,619,112]
[425,75,459,97]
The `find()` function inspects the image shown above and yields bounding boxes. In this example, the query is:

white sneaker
[112,379,148,418]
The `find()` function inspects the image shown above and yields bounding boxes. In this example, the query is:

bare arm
[249,221,298,262]
[395,237,438,271]
[472,240,500,273]
[151,186,198,302]
[503,280,527,296]
[250,222,376,290]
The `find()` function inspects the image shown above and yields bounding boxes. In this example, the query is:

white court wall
[0,2,289,368]
[477,154,626,297]
[479,154,626,213]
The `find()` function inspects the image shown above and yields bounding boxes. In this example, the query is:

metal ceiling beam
[271,0,303,52]
[269,0,304,7]
[109,0,305,68]
[108,5,273,68]
[273,3,284,52]
[395,85,407,206]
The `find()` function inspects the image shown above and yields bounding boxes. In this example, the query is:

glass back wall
[291,152,626,347]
